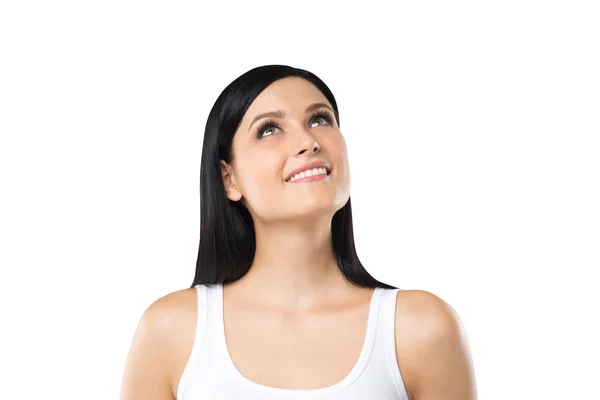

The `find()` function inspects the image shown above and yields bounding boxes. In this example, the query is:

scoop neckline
[215,283,383,396]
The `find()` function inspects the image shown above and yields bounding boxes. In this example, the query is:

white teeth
[288,166,329,182]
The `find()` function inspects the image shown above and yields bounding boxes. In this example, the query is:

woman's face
[222,77,350,223]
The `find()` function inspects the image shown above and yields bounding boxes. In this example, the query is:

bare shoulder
[395,290,460,341]
[142,287,198,330]
[394,290,477,400]
[120,287,199,400]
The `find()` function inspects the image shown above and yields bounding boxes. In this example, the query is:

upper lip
[285,161,332,181]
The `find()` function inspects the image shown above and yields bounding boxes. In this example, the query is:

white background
[1,1,598,399]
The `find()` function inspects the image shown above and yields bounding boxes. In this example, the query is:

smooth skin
[120,77,477,399]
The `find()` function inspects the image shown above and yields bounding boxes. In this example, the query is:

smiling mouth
[285,167,332,183]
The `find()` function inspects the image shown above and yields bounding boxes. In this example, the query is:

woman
[120,65,477,399]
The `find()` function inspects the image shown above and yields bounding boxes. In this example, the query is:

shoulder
[394,289,460,341]
[145,287,201,388]
[141,286,199,331]
[121,286,200,399]
[393,289,477,399]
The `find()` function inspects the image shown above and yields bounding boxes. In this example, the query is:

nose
[294,129,321,156]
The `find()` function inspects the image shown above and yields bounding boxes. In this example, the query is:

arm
[120,289,197,400]
[395,290,477,400]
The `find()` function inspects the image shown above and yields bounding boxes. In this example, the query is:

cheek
[237,153,282,198]
[328,134,350,173]
[338,136,349,161]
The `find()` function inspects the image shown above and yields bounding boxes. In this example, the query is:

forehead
[243,77,331,117]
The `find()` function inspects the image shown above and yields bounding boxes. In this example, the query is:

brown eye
[260,126,280,138]
[310,117,328,128]
[255,119,282,139]
[309,110,335,129]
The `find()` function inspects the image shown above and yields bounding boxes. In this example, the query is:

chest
[223,301,371,390]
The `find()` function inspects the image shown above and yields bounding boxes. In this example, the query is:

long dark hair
[191,65,396,290]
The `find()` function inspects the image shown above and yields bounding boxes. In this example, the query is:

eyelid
[309,109,335,126]
[255,119,281,138]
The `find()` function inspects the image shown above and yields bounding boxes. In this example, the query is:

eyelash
[255,110,335,139]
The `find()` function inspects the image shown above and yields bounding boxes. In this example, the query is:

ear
[220,160,243,202]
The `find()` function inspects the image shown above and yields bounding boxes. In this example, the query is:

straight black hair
[191,65,396,290]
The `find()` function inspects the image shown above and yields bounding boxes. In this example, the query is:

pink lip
[285,161,332,182]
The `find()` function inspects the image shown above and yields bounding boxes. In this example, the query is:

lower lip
[287,173,330,183]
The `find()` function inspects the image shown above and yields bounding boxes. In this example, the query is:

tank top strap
[176,284,208,400]
[204,283,225,347]
[377,287,410,399]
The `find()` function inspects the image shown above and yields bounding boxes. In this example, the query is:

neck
[232,215,351,311]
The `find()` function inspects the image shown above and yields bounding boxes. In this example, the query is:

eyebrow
[248,102,333,133]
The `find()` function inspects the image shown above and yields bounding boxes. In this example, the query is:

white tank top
[177,283,409,399]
